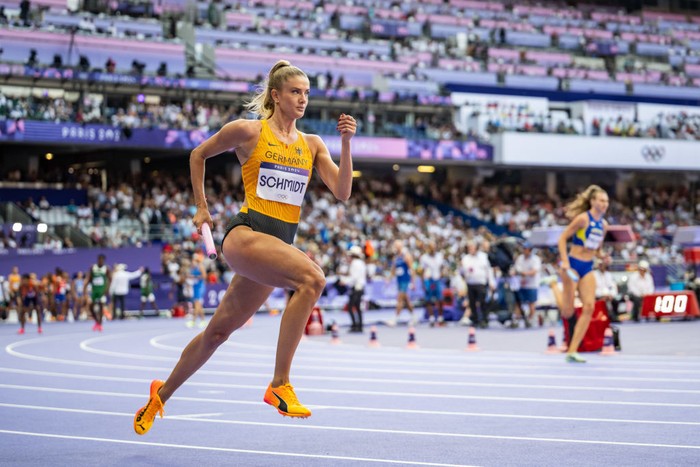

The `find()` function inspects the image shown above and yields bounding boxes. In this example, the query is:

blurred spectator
[627,260,655,322]
[514,242,541,327]
[593,258,620,323]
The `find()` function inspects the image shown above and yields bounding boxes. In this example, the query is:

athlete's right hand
[193,208,213,234]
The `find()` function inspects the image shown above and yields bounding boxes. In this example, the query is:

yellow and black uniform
[224,120,314,244]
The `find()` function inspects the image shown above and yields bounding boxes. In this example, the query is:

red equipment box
[563,300,610,352]
[641,291,700,320]
[683,247,700,264]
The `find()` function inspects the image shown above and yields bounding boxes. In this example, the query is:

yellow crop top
[240,120,314,224]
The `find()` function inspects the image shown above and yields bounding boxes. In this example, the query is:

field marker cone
[545,328,560,354]
[559,327,568,352]
[330,322,341,344]
[466,326,480,351]
[306,308,323,336]
[406,326,419,349]
[600,327,615,355]
[368,325,381,348]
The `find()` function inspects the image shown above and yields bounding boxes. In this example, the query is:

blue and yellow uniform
[394,254,412,293]
[569,211,605,279]
[191,265,205,302]
[224,120,313,244]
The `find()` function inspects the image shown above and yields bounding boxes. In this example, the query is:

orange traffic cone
[600,327,615,355]
[545,328,560,354]
[368,325,380,348]
[465,326,480,351]
[330,322,341,344]
[406,326,419,349]
[306,308,323,336]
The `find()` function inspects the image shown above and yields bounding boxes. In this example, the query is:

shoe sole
[263,394,310,418]
[134,380,164,434]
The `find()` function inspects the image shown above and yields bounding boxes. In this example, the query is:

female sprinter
[134,60,356,434]
[556,185,609,363]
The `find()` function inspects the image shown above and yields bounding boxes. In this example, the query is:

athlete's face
[275,76,310,118]
[591,192,609,214]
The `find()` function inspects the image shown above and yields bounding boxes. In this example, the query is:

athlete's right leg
[223,227,326,389]
[18,305,26,333]
[157,274,273,403]
[567,274,596,358]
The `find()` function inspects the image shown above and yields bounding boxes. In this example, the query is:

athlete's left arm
[310,114,356,201]
[106,267,112,295]
[596,219,610,259]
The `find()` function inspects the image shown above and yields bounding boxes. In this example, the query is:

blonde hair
[564,184,607,219]
[245,60,307,119]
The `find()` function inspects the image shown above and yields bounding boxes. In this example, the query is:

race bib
[93,276,105,286]
[585,228,604,249]
[256,162,309,206]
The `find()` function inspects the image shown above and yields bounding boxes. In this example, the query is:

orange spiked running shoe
[134,380,165,435]
[263,383,311,418]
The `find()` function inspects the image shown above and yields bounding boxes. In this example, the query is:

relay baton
[201,223,217,260]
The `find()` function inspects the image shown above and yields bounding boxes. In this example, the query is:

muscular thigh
[207,274,274,334]
[222,227,323,291]
[577,273,597,313]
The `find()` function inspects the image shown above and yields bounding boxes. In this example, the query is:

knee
[299,268,326,297]
[203,327,232,349]
[560,305,574,318]
[581,302,595,317]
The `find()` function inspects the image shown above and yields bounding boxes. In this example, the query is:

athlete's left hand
[337,113,356,142]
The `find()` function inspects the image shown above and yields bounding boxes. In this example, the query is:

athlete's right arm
[190,120,258,230]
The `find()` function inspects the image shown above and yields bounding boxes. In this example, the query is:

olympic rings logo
[641,145,665,162]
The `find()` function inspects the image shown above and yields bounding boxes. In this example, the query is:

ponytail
[245,60,307,119]
[564,184,606,219]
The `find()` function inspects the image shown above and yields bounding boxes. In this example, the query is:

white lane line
[9,337,700,389]
[77,340,700,392]
[3,381,700,410]
[0,429,475,467]
[153,336,700,374]
[5,358,700,397]
[159,343,700,376]
[10,333,700,385]
[169,413,223,420]
[226,337,700,367]
[1,407,700,451]
[2,386,700,428]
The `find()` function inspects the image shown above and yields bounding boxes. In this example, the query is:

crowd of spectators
[5,167,694,279]
[0,93,244,134]
[4,90,700,141]
[4,0,700,98]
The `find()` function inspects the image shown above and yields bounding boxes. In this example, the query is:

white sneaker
[409,315,418,326]
[459,317,472,326]
[198,320,207,329]
[186,320,195,328]
[386,317,397,327]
